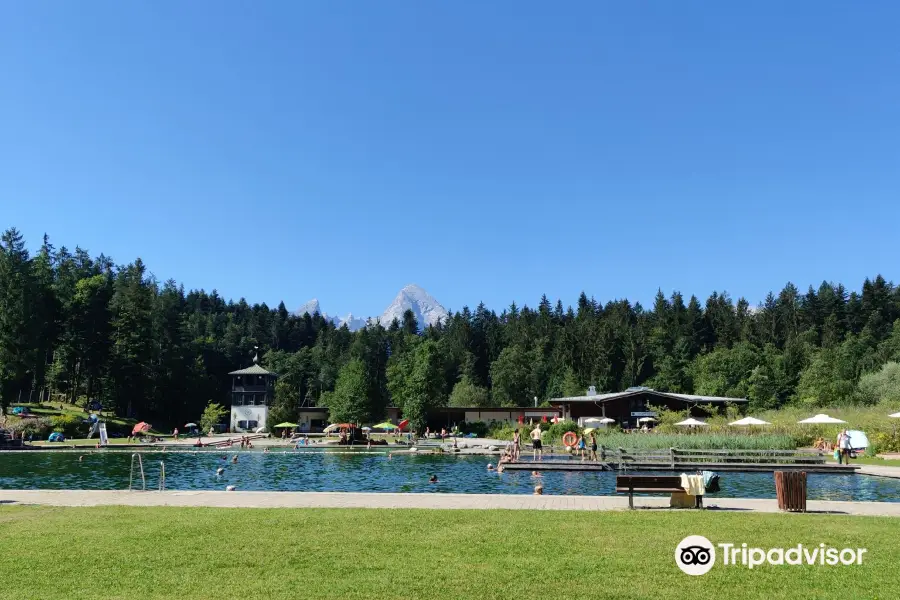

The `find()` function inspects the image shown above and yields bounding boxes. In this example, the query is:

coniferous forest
[2,228,900,431]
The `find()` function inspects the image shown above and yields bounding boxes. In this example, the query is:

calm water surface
[1,449,898,502]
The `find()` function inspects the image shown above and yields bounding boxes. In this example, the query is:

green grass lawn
[0,506,896,600]
[828,455,900,467]
[29,437,137,446]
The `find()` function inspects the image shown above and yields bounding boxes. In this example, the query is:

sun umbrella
[675,418,707,426]
[729,417,772,426]
[847,430,869,450]
[637,417,657,423]
[361,426,372,432]
[323,423,355,433]
[372,422,398,430]
[398,419,409,431]
[889,412,900,419]
[798,414,847,424]
[582,417,614,426]
[274,422,298,428]
[132,422,151,435]
[184,423,198,428]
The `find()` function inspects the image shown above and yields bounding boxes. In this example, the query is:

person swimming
[216,467,225,475]
[231,454,239,463]
[487,463,495,471]
[534,485,543,495]
[531,471,542,477]
[429,474,438,483]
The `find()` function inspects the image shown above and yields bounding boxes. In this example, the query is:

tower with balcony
[228,355,277,432]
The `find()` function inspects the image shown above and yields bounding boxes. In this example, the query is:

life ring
[562,432,578,448]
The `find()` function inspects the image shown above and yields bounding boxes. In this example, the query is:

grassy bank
[0,506,897,600]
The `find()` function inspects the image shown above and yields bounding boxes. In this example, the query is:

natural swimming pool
[1,449,899,501]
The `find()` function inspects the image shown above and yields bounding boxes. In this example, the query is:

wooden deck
[501,460,859,474]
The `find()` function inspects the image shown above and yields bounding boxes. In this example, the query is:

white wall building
[228,363,277,432]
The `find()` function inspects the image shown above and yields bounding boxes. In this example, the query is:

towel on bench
[681,474,705,496]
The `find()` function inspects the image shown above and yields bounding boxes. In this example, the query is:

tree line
[2,227,900,432]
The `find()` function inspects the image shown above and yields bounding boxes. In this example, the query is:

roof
[228,364,276,376]
[550,387,747,404]
[436,406,560,412]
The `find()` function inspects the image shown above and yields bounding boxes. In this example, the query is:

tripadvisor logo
[675,535,867,576]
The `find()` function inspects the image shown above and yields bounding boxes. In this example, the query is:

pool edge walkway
[2,490,900,516]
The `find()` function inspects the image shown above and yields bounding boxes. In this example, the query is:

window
[247,420,258,429]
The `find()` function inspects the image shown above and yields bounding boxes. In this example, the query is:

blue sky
[2,1,899,318]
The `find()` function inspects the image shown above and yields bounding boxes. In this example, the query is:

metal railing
[158,461,166,491]
[129,453,146,491]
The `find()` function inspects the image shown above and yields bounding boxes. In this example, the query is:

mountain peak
[296,298,322,316]
[380,285,448,329]
[294,286,448,332]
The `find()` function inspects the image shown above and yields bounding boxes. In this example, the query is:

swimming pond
[1,450,898,501]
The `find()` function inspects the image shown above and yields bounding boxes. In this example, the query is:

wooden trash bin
[774,471,807,512]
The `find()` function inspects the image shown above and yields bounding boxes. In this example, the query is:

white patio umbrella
[729,417,772,426]
[675,418,707,426]
[583,417,615,425]
[637,417,657,423]
[889,412,900,418]
[798,414,847,424]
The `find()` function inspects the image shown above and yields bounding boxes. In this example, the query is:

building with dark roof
[228,361,278,432]
[550,386,747,428]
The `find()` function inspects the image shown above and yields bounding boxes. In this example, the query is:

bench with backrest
[615,475,701,509]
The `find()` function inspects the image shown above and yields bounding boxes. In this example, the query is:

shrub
[458,420,489,438]
[50,414,84,438]
[5,417,52,439]
[546,421,581,441]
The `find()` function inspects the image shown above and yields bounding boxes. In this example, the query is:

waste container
[774,471,807,512]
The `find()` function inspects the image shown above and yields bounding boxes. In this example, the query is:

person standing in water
[512,429,521,461]
[531,424,543,461]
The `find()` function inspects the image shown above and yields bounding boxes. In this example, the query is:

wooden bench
[615,475,701,509]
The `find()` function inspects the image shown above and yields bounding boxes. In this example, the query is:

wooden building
[550,386,747,429]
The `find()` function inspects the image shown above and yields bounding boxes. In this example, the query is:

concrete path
[857,464,900,479]
[2,490,900,516]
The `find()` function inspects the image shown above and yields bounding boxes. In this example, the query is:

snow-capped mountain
[379,284,449,329]
[294,284,448,332]
[296,298,322,317]
[330,313,368,331]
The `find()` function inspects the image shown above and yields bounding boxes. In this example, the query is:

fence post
[670,447,676,470]
[600,445,606,461]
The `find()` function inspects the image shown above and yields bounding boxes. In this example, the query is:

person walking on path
[531,425,544,461]
[577,433,587,461]
[589,432,598,462]
[837,429,852,464]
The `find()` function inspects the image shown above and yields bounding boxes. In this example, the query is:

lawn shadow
[631,506,754,512]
